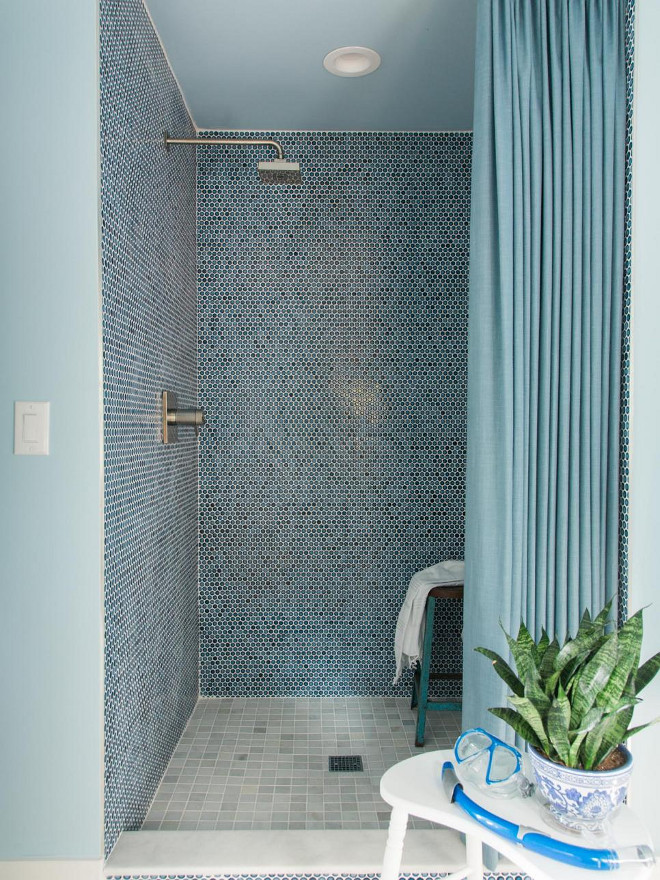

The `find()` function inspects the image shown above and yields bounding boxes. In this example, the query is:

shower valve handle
[166,407,205,431]
[161,390,205,443]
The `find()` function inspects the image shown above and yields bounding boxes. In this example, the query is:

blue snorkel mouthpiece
[441,761,461,803]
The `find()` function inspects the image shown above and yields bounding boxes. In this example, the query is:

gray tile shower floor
[142,697,461,832]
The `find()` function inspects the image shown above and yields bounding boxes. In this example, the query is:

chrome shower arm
[164,132,284,160]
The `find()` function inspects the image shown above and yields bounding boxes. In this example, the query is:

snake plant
[477,600,660,770]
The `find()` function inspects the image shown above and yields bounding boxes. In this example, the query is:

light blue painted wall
[629,0,660,850]
[0,0,103,861]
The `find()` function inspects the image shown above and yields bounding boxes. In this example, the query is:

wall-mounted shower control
[162,390,205,444]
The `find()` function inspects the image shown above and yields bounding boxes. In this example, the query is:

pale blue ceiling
[145,0,477,131]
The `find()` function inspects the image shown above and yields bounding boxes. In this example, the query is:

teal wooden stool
[410,582,463,747]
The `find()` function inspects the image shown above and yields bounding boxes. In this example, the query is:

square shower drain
[328,755,364,772]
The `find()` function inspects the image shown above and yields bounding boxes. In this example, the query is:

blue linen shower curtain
[463,0,626,732]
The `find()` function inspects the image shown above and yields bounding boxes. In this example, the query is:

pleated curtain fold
[463,0,626,733]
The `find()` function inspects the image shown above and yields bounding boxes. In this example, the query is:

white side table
[380,750,654,880]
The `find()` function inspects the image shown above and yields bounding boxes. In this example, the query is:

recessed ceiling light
[323,46,381,78]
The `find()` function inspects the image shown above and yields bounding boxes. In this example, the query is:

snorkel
[441,761,654,872]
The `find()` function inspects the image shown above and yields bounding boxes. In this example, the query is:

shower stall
[101,0,471,864]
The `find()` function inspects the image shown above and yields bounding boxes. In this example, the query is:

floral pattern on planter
[529,745,633,832]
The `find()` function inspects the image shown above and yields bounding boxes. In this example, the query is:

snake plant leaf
[569,705,605,736]
[517,619,536,652]
[561,633,612,693]
[582,714,612,770]
[592,598,614,630]
[488,707,542,751]
[566,706,606,767]
[548,695,571,764]
[569,633,619,728]
[545,667,563,694]
[524,670,551,712]
[618,608,644,671]
[508,695,551,752]
[516,619,540,670]
[537,628,550,660]
[577,599,613,639]
[545,633,602,696]
[624,718,660,740]
[583,702,634,770]
[568,730,589,766]
[579,607,592,630]
[634,650,660,695]
[555,626,606,676]
[475,647,524,697]
[564,660,585,696]
[560,635,610,692]
[539,636,560,682]
[596,610,643,710]
[555,681,571,728]
[593,703,636,769]
[502,624,536,682]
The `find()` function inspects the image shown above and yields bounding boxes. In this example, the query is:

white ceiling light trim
[323,46,381,77]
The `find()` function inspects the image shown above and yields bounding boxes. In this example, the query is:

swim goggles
[454,727,522,797]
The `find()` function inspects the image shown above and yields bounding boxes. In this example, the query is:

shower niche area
[102,0,472,870]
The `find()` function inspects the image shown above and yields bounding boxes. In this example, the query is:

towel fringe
[392,655,419,686]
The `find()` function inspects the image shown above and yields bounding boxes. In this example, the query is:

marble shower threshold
[103,828,471,877]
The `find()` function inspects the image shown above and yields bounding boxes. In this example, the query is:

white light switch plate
[14,401,50,455]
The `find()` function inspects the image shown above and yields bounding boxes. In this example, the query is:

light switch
[14,402,50,455]
[22,413,38,443]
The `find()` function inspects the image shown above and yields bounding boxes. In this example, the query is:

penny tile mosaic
[100,0,198,856]
[618,0,635,624]
[108,873,527,879]
[142,697,461,831]
[197,131,471,698]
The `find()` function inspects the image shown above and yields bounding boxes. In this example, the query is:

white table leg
[380,807,409,880]
[465,832,483,880]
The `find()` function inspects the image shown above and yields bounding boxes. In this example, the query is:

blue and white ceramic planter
[528,745,633,831]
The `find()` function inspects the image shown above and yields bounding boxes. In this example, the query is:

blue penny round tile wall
[618,0,635,623]
[100,0,198,855]
[197,131,471,698]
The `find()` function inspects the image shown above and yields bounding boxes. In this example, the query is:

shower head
[258,158,302,185]
[164,133,302,184]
